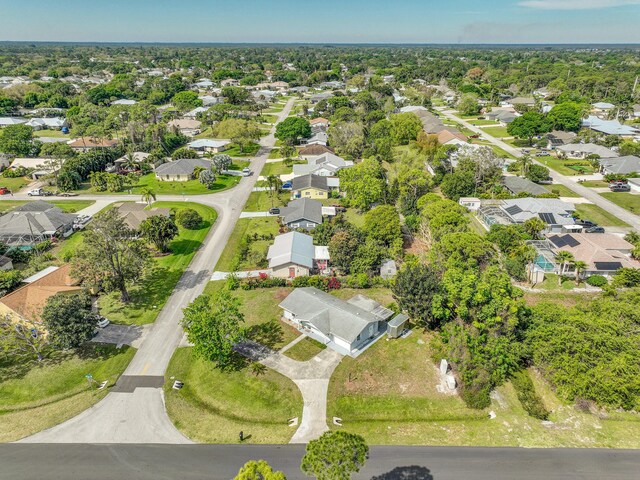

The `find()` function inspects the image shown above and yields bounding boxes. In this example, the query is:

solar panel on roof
[594,262,622,271]
[563,236,580,247]
[548,235,566,248]
[505,205,522,215]
[539,212,556,224]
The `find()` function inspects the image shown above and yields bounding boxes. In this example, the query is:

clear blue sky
[1,0,639,44]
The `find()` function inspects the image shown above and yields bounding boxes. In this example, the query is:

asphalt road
[19,97,296,444]
[2,444,640,480]
[437,108,640,231]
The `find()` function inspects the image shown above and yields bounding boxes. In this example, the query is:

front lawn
[536,157,594,176]
[164,347,302,443]
[283,337,326,361]
[0,344,135,442]
[600,192,640,215]
[0,176,31,192]
[260,161,300,177]
[543,184,579,197]
[580,180,610,188]
[327,331,640,447]
[214,217,279,272]
[223,143,260,157]
[244,190,290,212]
[0,200,27,213]
[34,130,69,138]
[481,126,510,138]
[98,202,218,325]
[0,199,94,214]
[574,203,629,227]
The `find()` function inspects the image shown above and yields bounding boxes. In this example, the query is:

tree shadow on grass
[244,320,284,350]
[371,466,434,480]
[168,239,202,256]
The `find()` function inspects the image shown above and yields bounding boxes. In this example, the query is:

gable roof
[502,176,548,196]
[437,130,467,144]
[154,158,211,176]
[299,144,335,156]
[501,198,575,225]
[310,117,329,125]
[292,174,328,191]
[279,288,393,343]
[280,198,323,225]
[267,232,317,269]
[117,202,171,230]
[67,138,118,148]
[599,155,640,175]
[557,143,618,158]
[0,264,82,320]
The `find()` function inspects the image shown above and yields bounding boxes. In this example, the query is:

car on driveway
[574,219,597,227]
[610,184,631,192]
[585,226,606,233]
[96,316,110,328]
[0,186,10,195]
[268,207,280,215]
[27,188,53,196]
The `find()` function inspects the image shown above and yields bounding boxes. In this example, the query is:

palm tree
[516,155,533,177]
[523,217,546,240]
[122,151,138,172]
[266,175,282,208]
[554,250,575,286]
[140,187,156,206]
[572,260,588,285]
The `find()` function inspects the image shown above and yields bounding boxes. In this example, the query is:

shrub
[345,273,371,289]
[511,370,550,420]
[175,208,202,229]
[586,275,607,287]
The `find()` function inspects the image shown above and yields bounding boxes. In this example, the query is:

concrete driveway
[92,324,150,349]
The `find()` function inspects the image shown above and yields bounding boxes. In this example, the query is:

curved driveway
[20,98,295,443]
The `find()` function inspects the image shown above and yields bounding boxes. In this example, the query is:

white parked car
[242,167,251,176]
[96,316,110,328]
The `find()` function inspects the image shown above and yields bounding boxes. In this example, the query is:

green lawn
[0,199,94,215]
[581,180,610,188]
[259,114,278,124]
[214,217,279,272]
[268,149,282,159]
[574,203,629,227]
[600,192,640,215]
[97,202,218,325]
[543,184,579,197]
[536,156,595,176]
[0,200,27,213]
[327,331,640,447]
[34,130,69,138]
[224,143,260,157]
[344,208,365,228]
[165,347,302,443]
[469,119,499,126]
[244,191,290,212]
[535,274,579,291]
[481,126,510,138]
[283,337,326,361]
[0,344,135,442]
[0,176,31,192]
[260,161,296,177]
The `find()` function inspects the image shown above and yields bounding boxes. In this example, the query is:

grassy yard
[34,130,69,138]
[327,330,640,447]
[98,202,218,325]
[0,176,31,192]
[481,126,510,138]
[268,149,282,159]
[0,200,27,213]
[165,347,302,443]
[0,344,135,442]
[283,337,326,361]
[244,190,290,212]
[259,114,278,124]
[214,216,280,272]
[260,161,297,177]
[574,203,629,227]
[224,143,260,158]
[533,274,579,291]
[0,199,94,214]
[543,184,579,197]
[581,180,610,188]
[600,192,640,215]
[536,156,595,176]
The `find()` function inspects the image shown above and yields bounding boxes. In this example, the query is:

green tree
[181,291,244,370]
[210,153,233,173]
[0,269,23,291]
[525,164,551,183]
[547,102,584,132]
[389,112,422,145]
[140,215,179,253]
[392,263,441,327]
[275,117,311,144]
[457,93,480,116]
[41,292,96,349]
[363,205,402,253]
[522,217,545,239]
[338,158,386,211]
[72,209,150,302]
[328,230,360,274]
[0,124,34,156]
[171,90,202,111]
[507,112,550,145]
[140,187,156,206]
[554,250,574,285]
[235,460,286,480]
[176,208,203,229]
[572,260,588,285]
[301,431,368,480]
[222,86,250,105]
[440,170,475,201]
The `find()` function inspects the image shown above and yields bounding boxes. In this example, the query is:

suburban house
[484,109,518,125]
[502,175,549,196]
[591,102,615,117]
[458,197,482,211]
[437,130,468,146]
[533,87,553,99]
[291,174,332,200]
[302,131,328,146]
[599,155,640,176]
[478,198,575,233]
[292,153,353,177]
[310,117,330,129]
[9,157,64,180]
[279,198,325,230]
[184,107,209,119]
[168,118,202,137]
[546,130,577,149]
[117,203,171,230]
[279,287,395,357]
[0,117,27,127]
[0,264,83,323]
[556,143,618,160]
[67,137,118,152]
[309,92,333,104]
[186,138,230,154]
[154,157,211,181]
[199,95,223,106]
[220,78,239,87]
[501,96,535,108]
[266,232,329,278]
[529,233,639,277]
[299,144,334,157]
[0,201,76,246]
[582,116,639,137]
[114,151,151,170]
[25,117,68,130]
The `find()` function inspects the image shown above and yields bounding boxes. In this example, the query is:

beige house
[154,158,212,182]
[267,232,329,278]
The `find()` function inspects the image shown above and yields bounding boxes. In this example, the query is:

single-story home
[25,117,68,130]
[458,197,482,211]
[599,155,640,176]
[484,109,518,125]
[310,117,330,129]
[0,264,82,323]
[67,137,118,152]
[114,152,151,170]
[117,202,171,230]
[154,157,212,182]
[199,95,223,106]
[266,232,329,278]
[292,153,353,177]
[582,116,639,137]
[291,174,331,200]
[168,118,202,137]
[183,106,209,119]
[546,130,577,149]
[0,117,27,127]
[502,175,549,196]
[556,143,618,160]
[302,131,328,146]
[530,233,639,277]
[0,201,77,246]
[299,144,335,157]
[279,287,395,357]
[111,99,137,106]
[279,198,324,230]
[501,97,535,108]
[478,197,575,233]
[186,138,230,154]
[437,130,468,146]
[310,92,333,104]
[9,157,64,180]
[591,102,615,116]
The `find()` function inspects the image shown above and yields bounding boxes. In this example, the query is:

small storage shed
[387,313,409,339]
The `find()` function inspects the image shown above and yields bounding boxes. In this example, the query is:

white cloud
[519,0,640,9]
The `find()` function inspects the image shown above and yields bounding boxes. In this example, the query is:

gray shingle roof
[502,176,548,196]
[154,158,211,176]
[267,232,316,269]
[600,155,640,175]
[292,174,328,191]
[280,198,323,226]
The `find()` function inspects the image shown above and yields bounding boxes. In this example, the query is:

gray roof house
[0,201,76,246]
[478,198,576,233]
[292,153,352,177]
[546,130,577,149]
[154,158,211,181]
[266,232,329,278]
[279,198,323,230]
[599,155,640,175]
[502,176,548,196]
[279,287,394,357]
[484,110,518,125]
[557,143,618,159]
